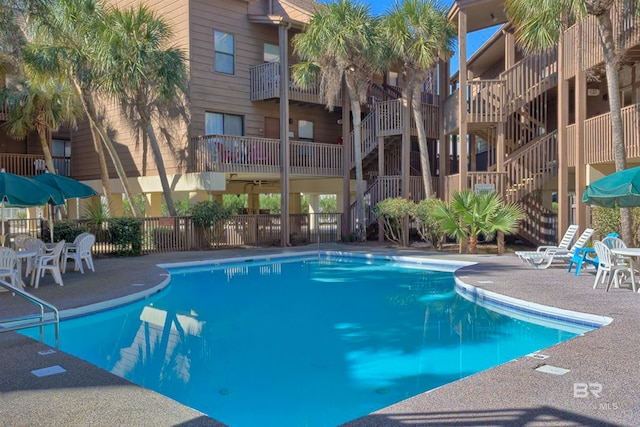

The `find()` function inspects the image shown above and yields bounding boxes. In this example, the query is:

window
[264,43,279,63]
[51,139,71,175]
[298,120,314,141]
[388,71,399,87]
[205,112,244,135]
[214,31,234,74]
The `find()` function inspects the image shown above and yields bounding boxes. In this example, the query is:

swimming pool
[24,252,600,427]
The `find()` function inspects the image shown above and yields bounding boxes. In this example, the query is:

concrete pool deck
[0,243,638,427]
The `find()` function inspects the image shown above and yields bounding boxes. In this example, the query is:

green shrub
[412,198,445,249]
[45,220,89,243]
[373,197,414,247]
[591,206,640,246]
[109,217,142,256]
[191,200,231,248]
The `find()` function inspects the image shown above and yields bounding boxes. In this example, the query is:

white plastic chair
[0,247,20,290]
[593,240,636,292]
[521,228,594,269]
[515,225,579,261]
[63,233,95,274]
[31,240,66,289]
[13,234,31,250]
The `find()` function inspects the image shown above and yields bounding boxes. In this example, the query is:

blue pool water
[25,255,588,427]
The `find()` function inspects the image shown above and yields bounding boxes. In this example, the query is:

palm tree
[381,0,455,198]
[25,0,142,217]
[0,76,82,174]
[292,0,381,240]
[504,0,633,245]
[431,189,524,254]
[101,5,187,217]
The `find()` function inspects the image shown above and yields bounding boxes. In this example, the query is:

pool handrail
[0,279,59,348]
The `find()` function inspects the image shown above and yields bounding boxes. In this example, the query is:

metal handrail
[0,279,59,348]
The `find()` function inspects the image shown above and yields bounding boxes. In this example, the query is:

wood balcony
[563,3,640,79]
[567,103,640,167]
[443,80,506,134]
[190,134,342,177]
[250,62,325,105]
[0,154,71,177]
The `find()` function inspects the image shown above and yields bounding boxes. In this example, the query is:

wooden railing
[7,214,342,253]
[500,47,558,114]
[517,194,558,246]
[190,134,342,177]
[348,175,425,232]
[442,172,507,203]
[442,80,505,133]
[0,154,71,177]
[503,131,558,204]
[563,2,640,79]
[583,103,640,165]
[350,99,439,168]
[376,99,404,136]
[249,62,325,104]
[467,80,506,124]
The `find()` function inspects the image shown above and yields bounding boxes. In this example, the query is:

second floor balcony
[0,153,71,177]
[250,62,326,105]
[190,134,343,177]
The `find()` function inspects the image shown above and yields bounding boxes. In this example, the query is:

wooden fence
[5,213,342,255]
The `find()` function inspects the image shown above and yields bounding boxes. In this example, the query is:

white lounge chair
[515,224,579,262]
[520,228,594,269]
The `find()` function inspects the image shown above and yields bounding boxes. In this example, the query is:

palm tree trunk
[70,77,142,217]
[346,83,365,241]
[467,235,477,254]
[37,129,57,174]
[595,10,632,243]
[138,107,177,216]
[89,121,112,204]
[411,84,433,198]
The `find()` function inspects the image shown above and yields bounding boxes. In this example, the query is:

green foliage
[122,195,146,217]
[108,217,142,256]
[162,195,192,216]
[412,198,445,249]
[319,195,337,212]
[83,198,109,224]
[223,194,247,214]
[47,220,88,243]
[591,206,640,246]
[191,200,231,228]
[431,190,524,254]
[260,194,281,214]
[373,197,414,246]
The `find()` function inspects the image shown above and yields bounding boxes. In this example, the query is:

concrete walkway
[0,244,638,427]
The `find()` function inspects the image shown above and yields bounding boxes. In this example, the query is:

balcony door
[265,117,280,139]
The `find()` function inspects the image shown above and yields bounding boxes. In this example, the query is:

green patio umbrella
[583,166,640,208]
[31,172,98,242]
[0,170,64,245]
[31,171,98,199]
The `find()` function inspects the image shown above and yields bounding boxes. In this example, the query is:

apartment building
[444,0,640,245]
[5,0,637,246]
